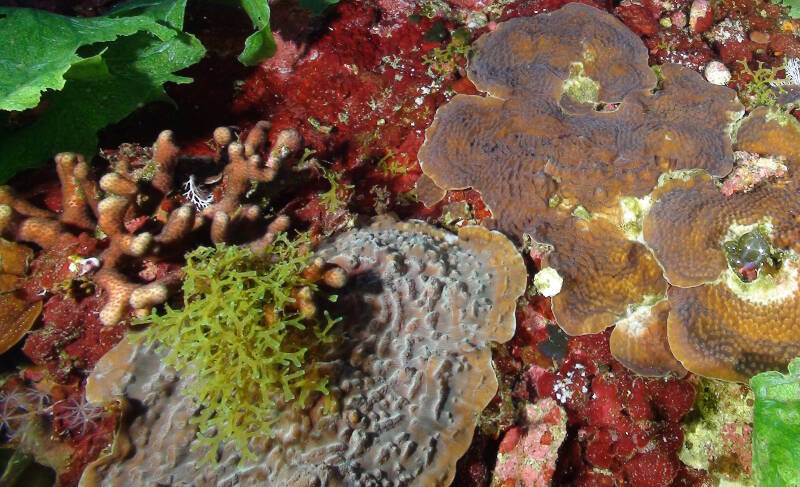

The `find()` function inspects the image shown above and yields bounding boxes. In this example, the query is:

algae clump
[562,62,599,104]
[679,378,754,484]
[137,234,339,464]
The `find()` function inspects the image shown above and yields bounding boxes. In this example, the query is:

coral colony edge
[0,0,799,486]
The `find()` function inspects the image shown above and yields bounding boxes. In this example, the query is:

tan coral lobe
[643,172,800,287]
[419,3,742,342]
[609,299,687,377]
[667,277,800,382]
[414,3,800,381]
[540,218,667,336]
[736,106,800,172]
[466,2,656,102]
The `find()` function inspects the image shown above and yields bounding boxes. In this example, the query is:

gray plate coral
[82,216,526,486]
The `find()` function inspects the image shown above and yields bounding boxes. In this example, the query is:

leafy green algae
[750,358,800,486]
[137,235,339,464]
[0,0,205,183]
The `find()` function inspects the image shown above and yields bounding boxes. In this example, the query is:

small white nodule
[534,267,564,297]
[704,61,731,86]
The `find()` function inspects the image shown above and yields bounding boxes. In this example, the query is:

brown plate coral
[418,3,800,381]
[84,216,526,486]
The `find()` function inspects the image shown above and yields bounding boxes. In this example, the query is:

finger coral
[0,121,307,327]
[84,216,526,486]
[418,2,799,381]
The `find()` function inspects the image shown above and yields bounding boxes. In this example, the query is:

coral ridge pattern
[418,3,800,381]
[85,217,526,486]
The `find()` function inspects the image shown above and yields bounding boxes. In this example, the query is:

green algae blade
[750,357,800,486]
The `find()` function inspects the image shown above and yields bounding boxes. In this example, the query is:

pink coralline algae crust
[720,422,753,474]
[493,397,566,487]
[22,294,124,384]
[720,151,788,195]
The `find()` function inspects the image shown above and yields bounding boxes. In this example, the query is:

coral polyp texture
[643,172,799,287]
[465,2,655,102]
[84,217,526,486]
[418,2,800,381]
[644,171,800,381]
[0,121,303,328]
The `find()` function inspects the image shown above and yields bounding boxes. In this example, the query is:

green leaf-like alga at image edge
[0,0,205,183]
[750,357,800,487]
[238,0,277,66]
[772,0,800,18]
[0,6,175,112]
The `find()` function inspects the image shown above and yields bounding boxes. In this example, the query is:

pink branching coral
[0,121,310,326]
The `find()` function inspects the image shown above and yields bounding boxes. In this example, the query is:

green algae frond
[750,358,800,487]
[137,234,338,465]
[562,62,599,104]
[320,168,354,212]
[422,27,472,77]
[737,60,786,108]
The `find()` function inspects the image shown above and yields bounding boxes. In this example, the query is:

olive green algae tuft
[136,234,338,465]
[562,62,600,105]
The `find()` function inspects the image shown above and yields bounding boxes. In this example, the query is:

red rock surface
[530,333,704,485]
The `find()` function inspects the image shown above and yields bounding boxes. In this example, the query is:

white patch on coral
[619,195,652,242]
[710,18,745,43]
[613,295,667,337]
[656,169,706,187]
[720,219,774,247]
[534,267,563,297]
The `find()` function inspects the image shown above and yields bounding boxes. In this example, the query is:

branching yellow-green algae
[136,233,338,464]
